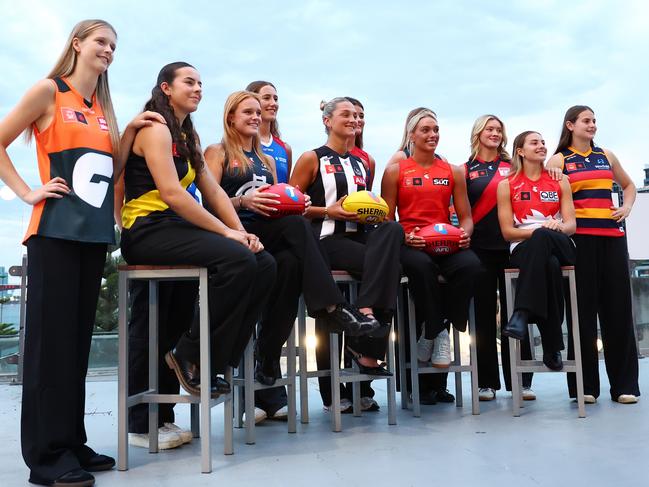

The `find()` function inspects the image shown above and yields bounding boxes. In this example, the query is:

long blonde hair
[26,19,120,155]
[222,91,276,179]
[469,114,510,162]
[509,131,539,177]
[404,109,437,157]
[398,107,437,152]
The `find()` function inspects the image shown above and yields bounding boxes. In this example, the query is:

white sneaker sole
[128,434,184,450]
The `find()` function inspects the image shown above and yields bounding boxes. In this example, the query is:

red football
[416,222,463,255]
[260,183,306,218]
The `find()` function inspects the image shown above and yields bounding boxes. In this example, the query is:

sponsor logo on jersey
[499,168,509,177]
[540,191,559,202]
[469,171,480,180]
[325,164,344,174]
[594,164,610,170]
[521,192,531,201]
[172,143,180,158]
[413,178,423,186]
[566,163,577,171]
[353,175,366,186]
[433,178,450,186]
[404,178,413,186]
[97,116,108,131]
[61,107,88,125]
[576,163,585,169]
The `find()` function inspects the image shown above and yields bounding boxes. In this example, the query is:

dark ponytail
[143,62,204,173]
[554,105,594,155]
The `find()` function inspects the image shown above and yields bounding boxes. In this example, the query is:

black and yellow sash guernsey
[121,150,195,230]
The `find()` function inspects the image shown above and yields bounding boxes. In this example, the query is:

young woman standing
[382,109,482,405]
[205,92,372,418]
[246,81,292,183]
[497,131,576,371]
[290,98,404,410]
[0,19,164,486]
[464,115,535,401]
[547,106,640,404]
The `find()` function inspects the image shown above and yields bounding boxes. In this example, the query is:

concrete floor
[0,360,646,487]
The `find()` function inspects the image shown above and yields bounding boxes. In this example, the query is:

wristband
[239,194,244,209]
[324,206,328,219]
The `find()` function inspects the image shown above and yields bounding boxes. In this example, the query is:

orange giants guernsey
[24,77,114,244]
[397,156,454,234]
[560,146,624,237]
[509,171,561,251]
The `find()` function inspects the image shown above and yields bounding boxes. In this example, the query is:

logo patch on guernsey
[499,168,509,177]
[521,192,531,201]
[413,178,423,186]
[97,116,109,131]
[469,171,480,180]
[353,175,365,186]
[72,152,113,208]
[433,178,450,186]
[540,191,559,202]
[566,163,577,171]
[61,108,88,125]
[325,164,344,174]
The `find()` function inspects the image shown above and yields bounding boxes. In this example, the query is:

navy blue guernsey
[219,149,274,224]
[465,158,511,250]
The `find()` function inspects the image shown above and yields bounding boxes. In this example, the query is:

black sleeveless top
[219,149,274,224]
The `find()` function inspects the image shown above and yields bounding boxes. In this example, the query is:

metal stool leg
[407,289,421,417]
[287,325,297,433]
[198,268,212,474]
[387,322,397,425]
[244,337,256,445]
[191,403,199,438]
[468,300,480,415]
[568,272,586,418]
[505,272,522,417]
[330,333,342,432]
[148,281,159,454]
[453,327,463,408]
[223,367,234,455]
[298,297,309,424]
[117,272,129,471]
[396,289,409,410]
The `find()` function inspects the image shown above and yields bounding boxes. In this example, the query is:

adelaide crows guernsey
[25,77,115,244]
[261,136,289,183]
[509,171,561,251]
[121,142,195,230]
[220,150,274,224]
[397,157,454,234]
[307,145,368,239]
[560,146,624,237]
[465,157,511,250]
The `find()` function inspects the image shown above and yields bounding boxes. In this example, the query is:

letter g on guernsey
[72,152,113,208]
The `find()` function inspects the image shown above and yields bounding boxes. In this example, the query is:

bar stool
[396,276,480,417]
[297,271,398,432]
[117,265,233,474]
[232,326,298,444]
[503,265,586,418]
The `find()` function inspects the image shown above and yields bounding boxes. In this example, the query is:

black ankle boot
[502,309,529,340]
[543,351,563,371]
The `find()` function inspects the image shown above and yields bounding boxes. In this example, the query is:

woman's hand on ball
[327,196,359,221]
[406,227,426,248]
[459,228,471,248]
[241,184,280,217]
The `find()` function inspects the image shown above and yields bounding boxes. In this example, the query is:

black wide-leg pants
[509,228,575,354]
[567,234,640,399]
[315,221,404,406]
[472,248,533,390]
[121,218,276,375]
[21,236,106,481]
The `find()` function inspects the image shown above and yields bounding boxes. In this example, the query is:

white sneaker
[269,405,288,420]
[163,423,192,444]
[323,398,353,413]
[479,388,496,401]
[360,396,380,411]
[417,336,434,363]
[243,407,267,425]
[616,394,638,404]
[583,394,597,404]
[431,329,451,368]
[128,427,184,450]
[522,387,536,401]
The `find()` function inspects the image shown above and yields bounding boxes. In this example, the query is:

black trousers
[244,216,344,413]
[472,248,532,390]
[315,221,404,406]
[567,234,640,399]
[400,246,483,339]
[509,228,575,354]
[127,281,197,433]
[121,218,276,375]
[21,236,107,481]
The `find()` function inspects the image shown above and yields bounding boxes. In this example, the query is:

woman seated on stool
[496,131,576,370]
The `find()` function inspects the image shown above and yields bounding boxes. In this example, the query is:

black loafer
[255,359,280,386]
[209,376,231,396]
[502,309,529,340]
[432,389,455,403]
[165,350,201,395]
[80,453,115,472]
[543,351,563,371]
[324,303,363,335]
[29,468,95,486]
[345,346,392,376]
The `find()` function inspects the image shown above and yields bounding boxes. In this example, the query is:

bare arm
[380,163,400,221]
[367,153,376,190]
[285,142,293,179]
[452,165,473,247]
[558,178,576,235]
[606,148,636,222]
[0,79,70,204]
[386,150,407,167]
[114,111,167,179]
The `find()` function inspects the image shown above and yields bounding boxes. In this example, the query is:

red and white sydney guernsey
[509,171,562,251]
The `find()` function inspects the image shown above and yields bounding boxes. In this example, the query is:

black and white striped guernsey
[306,145,368,239]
